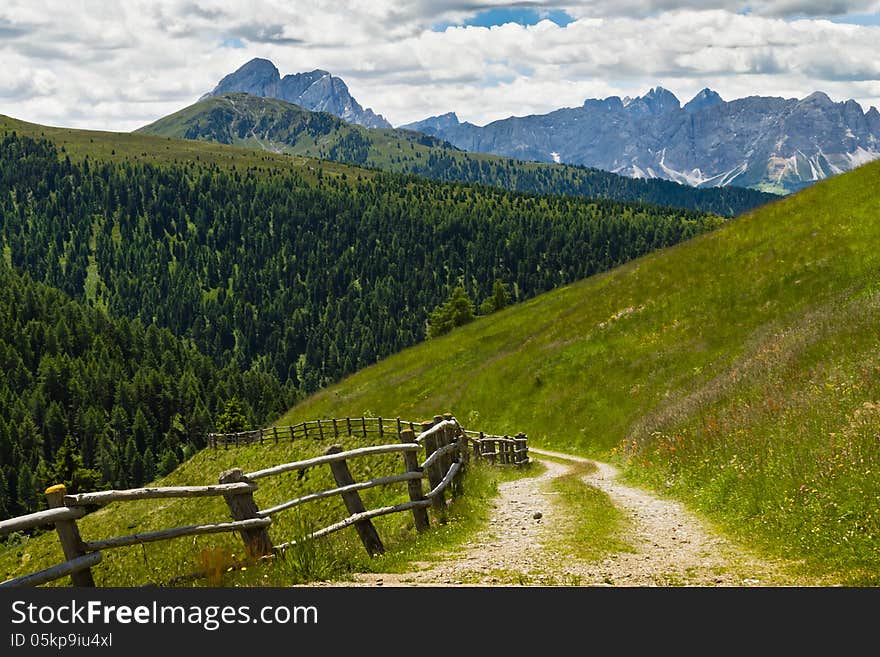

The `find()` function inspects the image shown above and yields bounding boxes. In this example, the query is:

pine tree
[0,469,10,518]
[215,397,248,434]
[131,408,152,453]
[142,447,156,483]
[16,463,37,513]
[427,286,475,338]
[96,431,118,487]
[158,449,179,476]
[51,434,102,494]
[124,437,143,487]
[480,279,510,314]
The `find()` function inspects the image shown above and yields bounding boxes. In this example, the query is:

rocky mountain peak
[684,88,724,113]
[583,96,625,112]
[867,106,880,133]
[204,58,280,100]
[626,86,681,117]
[432,112,461,127]
[399,112,463,135]
[799,91,835,107]
[204,59,391,129]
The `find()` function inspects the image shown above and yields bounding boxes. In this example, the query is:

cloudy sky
[2,1,879,131]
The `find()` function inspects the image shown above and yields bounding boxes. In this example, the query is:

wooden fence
[0,414,528,588]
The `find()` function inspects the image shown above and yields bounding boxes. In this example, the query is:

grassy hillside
[137,93,776,216]
[0,113,359,184]
[266,159,880,584]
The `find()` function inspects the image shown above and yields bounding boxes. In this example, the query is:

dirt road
[338,448,814,586]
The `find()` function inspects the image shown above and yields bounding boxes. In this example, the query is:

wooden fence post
[460,432,470,465]
[45,485,95,587]
[399,429,429,532]
[333,418,339,439]
[442,413,464,498]
[445,413,468,463]
[433,415,450,475]
[303,421,309,440]
[325,445,385,556]
[421,420,447,524]
[396,418,402,438]
[378,417,384,441]
[273,426,279,444]
[487,438,497,466]
[515,433,527,464]
[317,420,325,441]
[346,417,352,436]
[361,416,367,437]
[218,468,273,558]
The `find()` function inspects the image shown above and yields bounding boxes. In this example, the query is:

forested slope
[0,130,721,395]
[0,260,293,519]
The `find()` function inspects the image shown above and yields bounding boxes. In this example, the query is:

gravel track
[328,448,812,587]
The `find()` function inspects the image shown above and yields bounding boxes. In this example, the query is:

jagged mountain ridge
[203,58,391,129]
[136,93,776,217]
[402,88,880,194]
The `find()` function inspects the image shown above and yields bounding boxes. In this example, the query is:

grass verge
[540,458,634,565]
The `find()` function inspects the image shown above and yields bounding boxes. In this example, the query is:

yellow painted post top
[45,484,67,495]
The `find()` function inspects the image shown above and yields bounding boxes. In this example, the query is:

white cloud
[559,0,880,18]
[0,2,878,131]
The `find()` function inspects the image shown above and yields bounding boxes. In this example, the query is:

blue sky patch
[434,8,574,31]
[830,13,880,26]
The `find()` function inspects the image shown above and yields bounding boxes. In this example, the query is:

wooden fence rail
[0,552,102,589]
[1,414,528,588]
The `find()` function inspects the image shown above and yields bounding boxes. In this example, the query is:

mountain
[202,58,391,129]
[138,93,776,216]
[139,92,451,161]
[402,88,880,194]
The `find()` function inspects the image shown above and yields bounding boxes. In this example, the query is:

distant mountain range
[204,58,880,194]
[203,58,391,129]
[403,88,880,194]
[137,92,775,217]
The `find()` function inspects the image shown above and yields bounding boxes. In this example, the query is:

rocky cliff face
[204,58,391,129]
[402,88,880,193]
